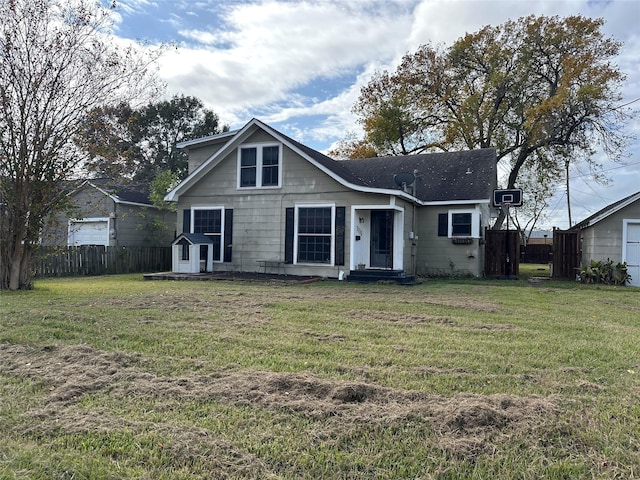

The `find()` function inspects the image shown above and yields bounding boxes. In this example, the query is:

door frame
[370,209,394,268]
[350,205,404,271]
[622,219,640,287]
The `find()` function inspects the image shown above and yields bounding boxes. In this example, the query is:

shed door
[624,222,640,287]
[68,220,109,246]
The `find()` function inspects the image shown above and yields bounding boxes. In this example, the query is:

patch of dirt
[420,297,500,313]
[1,343,560,468]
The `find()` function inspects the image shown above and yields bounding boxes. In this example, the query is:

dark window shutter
[224,209,233,262]
[183,209,191,233]
[335,206,345,266]
[438,213,447,236]
[285,207,294,264]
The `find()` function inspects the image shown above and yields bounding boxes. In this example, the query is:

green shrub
[578,258,631,285]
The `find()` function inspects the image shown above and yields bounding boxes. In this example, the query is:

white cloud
[158,1,415,124]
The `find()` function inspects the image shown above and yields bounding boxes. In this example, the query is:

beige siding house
[574,191,640,286]
[166,119,497,281]
[42,180,176,248]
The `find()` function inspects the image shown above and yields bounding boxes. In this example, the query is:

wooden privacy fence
[484,228,520,277]
[552,229,581,279]
[33,246,171,278]
[520,244,553,264]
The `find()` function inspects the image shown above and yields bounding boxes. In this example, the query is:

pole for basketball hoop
[504,202,511,277]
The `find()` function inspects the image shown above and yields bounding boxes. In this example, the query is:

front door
[370,210,394,268]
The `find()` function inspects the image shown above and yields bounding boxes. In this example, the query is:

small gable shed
[574,191,640,286]
[171,232,216,274]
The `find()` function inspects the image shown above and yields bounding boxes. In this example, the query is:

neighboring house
[165,118,497,279]
[574,191,640,286]
[41,179,176,248]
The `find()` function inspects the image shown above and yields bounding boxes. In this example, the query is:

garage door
[68,219,109,246]
[624,221,640,287]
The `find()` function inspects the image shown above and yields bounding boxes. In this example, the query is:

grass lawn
[0,268,638,479]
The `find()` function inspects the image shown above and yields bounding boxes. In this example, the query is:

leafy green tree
[0,0,163,290]
[351,15,633,227]
[80,95,228,183]
[77,102,142,182]
[150,170,178,212]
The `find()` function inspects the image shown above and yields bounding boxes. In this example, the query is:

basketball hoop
[493,189,523,208]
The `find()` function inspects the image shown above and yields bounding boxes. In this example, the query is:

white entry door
[68,218,109,246]
[623,220,640,287]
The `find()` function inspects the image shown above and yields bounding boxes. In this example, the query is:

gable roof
[171,232,216,245]
[573,191,640,229]
[176,129,240,149]
[73,179,156,208]
[166,118,497,205]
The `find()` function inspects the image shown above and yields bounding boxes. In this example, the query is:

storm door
[370,210,394,268]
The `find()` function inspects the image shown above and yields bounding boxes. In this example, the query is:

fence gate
[484,228,520,277]
[552,229,580,279]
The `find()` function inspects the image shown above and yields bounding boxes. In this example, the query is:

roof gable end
[574,191,640,229]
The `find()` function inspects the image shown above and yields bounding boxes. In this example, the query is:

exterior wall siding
[581,200,640,264]
[187,141,228,174]
[415,204,488,277]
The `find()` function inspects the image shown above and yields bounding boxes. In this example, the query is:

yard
[0,269,638,479]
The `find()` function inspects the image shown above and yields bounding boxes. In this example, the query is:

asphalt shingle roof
[88,178,152,205]
[342,149,497,202]
[278,129,497,202]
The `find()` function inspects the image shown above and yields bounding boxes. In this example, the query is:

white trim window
[192,207,224,261]
[237,143,282,189]
[449,210,481,237]
[295,204,335,264]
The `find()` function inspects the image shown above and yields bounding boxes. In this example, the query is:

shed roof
[573,191,640,229]
[74,178,155,207]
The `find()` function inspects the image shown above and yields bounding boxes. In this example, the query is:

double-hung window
[192,207,223,261]
[238,143,281,188]
[438,209,481,238]
[296,205,334,264]
[451,213,473,236]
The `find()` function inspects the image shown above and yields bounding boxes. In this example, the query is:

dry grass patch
[2,343,561,466]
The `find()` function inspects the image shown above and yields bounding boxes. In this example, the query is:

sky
[110,0,640,230]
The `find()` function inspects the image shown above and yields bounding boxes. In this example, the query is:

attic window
[238,143,281,189]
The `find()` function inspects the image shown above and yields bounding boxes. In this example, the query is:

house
[41,179,176,248]
[574,191,640,286]
[165,118,497,280]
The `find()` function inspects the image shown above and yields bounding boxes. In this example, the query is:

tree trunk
[5,242,33,291]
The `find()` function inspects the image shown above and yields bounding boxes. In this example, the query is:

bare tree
[0,0,164,290]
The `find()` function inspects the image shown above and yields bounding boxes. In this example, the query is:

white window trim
[67,217,110,246]
[294,203,335,266]
[448,209,481,238]
[237,142,282,189]
[191,206,225,262]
